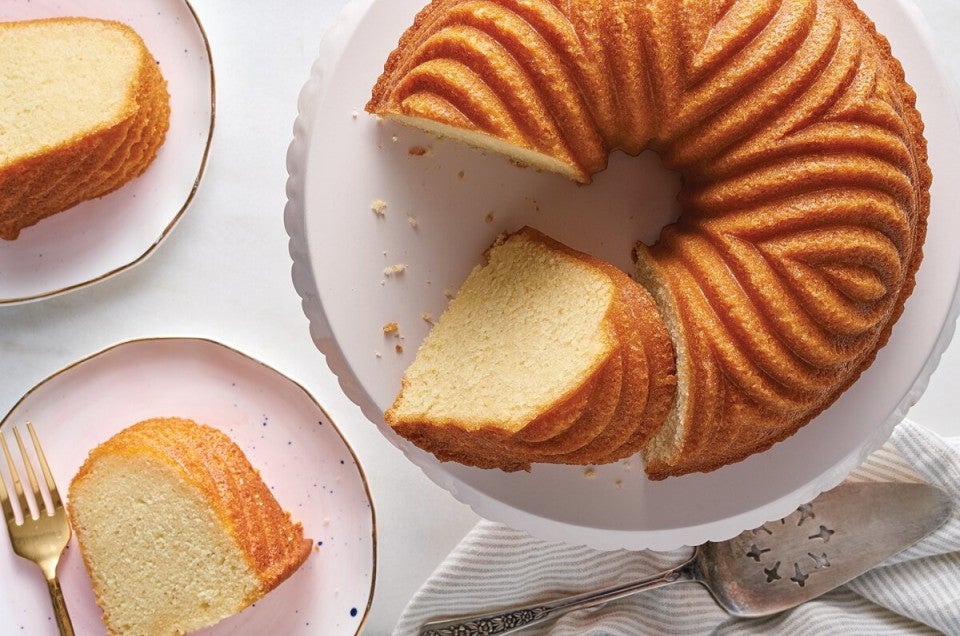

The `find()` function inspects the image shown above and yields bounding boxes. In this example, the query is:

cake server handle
[418,551,697,636]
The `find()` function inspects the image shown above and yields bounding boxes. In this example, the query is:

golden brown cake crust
[593,267,677,464]
[517,345,623,459]
[538,255,676,465]
[371,0,931,478]
[70,417,312,594]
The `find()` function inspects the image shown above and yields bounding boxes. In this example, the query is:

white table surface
[1,1,958,634]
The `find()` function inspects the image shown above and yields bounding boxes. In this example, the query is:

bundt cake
[0,18,170,240]
[369,0,931,478]
[67,418,312,635]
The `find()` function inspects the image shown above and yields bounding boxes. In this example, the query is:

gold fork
[0,422,74,636]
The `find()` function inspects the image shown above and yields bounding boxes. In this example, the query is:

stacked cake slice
[386,227,676,472]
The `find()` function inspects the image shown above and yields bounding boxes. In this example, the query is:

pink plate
[0,0,214,304]
[0,338,375,635]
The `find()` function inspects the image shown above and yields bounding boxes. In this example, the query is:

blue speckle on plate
[350,608,358,618]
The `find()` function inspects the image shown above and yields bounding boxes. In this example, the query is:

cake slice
[632,245,698,478]
[387,227,679,471]
[0,18,170,240]
[559,262,676,465]
[516,347,623,457]
[67,418,311,635]
[386,227,622,471]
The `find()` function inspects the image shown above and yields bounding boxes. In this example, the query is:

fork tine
[10,427,44,520]
[0,434,13,525]
[26,422,62,510]
[0,431,29,521]
[14,427,43,518]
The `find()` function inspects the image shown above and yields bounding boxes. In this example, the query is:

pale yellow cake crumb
[383,263,407,276]
[371,199,387,215]
[584,468,597,479]
[485,212,494,224]
[383,322,400,337]
[421,312,434,325]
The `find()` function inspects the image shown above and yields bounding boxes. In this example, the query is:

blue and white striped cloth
[395,420,960,635]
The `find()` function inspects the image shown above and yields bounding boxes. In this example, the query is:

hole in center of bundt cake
[594,149,683,247]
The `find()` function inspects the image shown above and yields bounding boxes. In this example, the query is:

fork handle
[45,577,74,636]
[418,551,699,636]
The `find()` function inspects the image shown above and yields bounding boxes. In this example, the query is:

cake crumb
[351,110,359,119]
[382,322,400,337]
[407,215,419,228]
[374,350,382,358]
[395,344,404,354]
[371,199,388,215]
[408,145,430,156]
[485,212,495,224]
[615,479,624,489]
[391,135,399,143]
[383,263,407,276]
[583,468,597,479]
[421,312,434,325]
[458,170,465,179]
[444,288,455,300]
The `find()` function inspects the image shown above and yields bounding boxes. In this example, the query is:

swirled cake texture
[369,0,930,478]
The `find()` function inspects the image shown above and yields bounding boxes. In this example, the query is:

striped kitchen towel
[395,420,960,635]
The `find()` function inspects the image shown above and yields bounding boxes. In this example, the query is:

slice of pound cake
[385,227,676,472]
[0,18,170,240]
[67,417,312,636]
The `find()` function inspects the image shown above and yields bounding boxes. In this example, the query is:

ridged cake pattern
[369,0,930,476]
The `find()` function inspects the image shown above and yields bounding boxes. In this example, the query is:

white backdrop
[0,1,958,633]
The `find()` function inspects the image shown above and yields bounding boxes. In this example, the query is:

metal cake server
[420,482,953,636]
